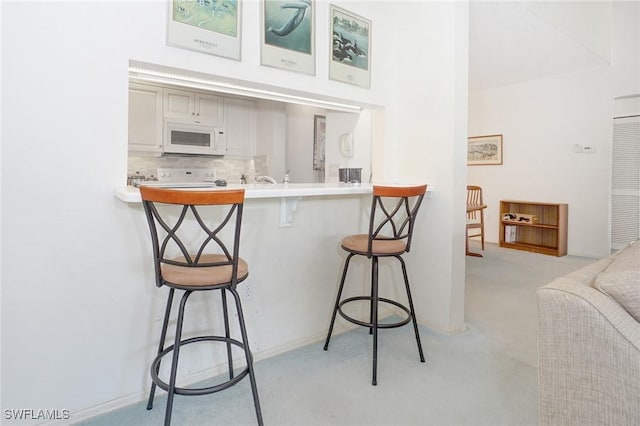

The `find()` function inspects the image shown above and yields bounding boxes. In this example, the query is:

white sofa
[537,240,640,425]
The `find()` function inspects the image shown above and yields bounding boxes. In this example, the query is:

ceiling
[468,1,611,92]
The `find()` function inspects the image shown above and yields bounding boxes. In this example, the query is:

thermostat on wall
[574,144,597,153]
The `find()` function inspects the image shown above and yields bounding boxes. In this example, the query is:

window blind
[612,116,640,249]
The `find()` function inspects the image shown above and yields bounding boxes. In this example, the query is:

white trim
[62,322,359,424]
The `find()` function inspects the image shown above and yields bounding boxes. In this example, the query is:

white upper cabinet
[163,88,224,126]
[128,83,162,154]
[129,84,256,158]
[224,97,256,158]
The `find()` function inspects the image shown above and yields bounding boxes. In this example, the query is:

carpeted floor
[78,242,595,426]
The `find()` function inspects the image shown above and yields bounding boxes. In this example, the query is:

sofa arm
[538,280,640,426]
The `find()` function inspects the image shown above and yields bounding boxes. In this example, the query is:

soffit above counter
[129,60,383,113]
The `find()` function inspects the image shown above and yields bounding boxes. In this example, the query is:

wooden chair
[466,185,486,256]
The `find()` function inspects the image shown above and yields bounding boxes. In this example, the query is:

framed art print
[467,134,503,165]
[329,5,371,88]
[261,0,315,75]
[167,0,242,60]
[313,115,326,170]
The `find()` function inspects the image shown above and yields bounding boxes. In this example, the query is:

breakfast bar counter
[115,182,374,204]
[114,180,432,386]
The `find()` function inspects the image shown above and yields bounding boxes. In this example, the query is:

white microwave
[163,122,226,156]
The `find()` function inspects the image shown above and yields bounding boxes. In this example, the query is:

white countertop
[115,182,375,203]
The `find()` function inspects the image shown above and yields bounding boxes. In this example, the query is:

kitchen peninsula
[115,182,374,203]
[116,182,375,227]
[114,180,420,380]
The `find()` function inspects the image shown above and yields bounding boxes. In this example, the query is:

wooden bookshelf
[499,200,568,256]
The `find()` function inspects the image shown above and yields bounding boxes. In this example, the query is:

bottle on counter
[240,174,247,184]
[283,170,290,184]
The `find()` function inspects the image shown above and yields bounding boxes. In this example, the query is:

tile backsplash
[127,155,269,184]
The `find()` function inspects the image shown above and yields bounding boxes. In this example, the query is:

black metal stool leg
[147,288,175,411]
[230,288,263,426]
[221,289,234,380]
[369,259,375,335]
[324,253,355,350]
[164,290,192,426]
[398,256,425,362]
[371,256,379,386]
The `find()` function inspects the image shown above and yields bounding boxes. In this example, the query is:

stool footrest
[150,335,251,396]
[338,296,412,329]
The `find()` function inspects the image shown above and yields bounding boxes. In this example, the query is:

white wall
[612,0,640,98]
[523,1,612,63]
[468,0,640,259]
[283,105,371,184]
[285,104,327,183]
[1,0,467,421]
[377,1,469,331]
[612,0,640,118]
[0,0,3,415]
[468,68,613,258]
[256,100,287,179]
[325,110,370,182]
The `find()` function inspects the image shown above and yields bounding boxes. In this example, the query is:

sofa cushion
[594,240,640,322]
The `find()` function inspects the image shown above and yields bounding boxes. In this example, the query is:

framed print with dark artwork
[166,0,242,60]
[313,115,326,170]
[467,134,503,165]
[261,0,315,75]
[329,5,371,88]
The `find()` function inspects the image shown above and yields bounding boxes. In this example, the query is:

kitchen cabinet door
[128,83,162,154]
[225,97,256,158]
[163,88,223,125]
[195,93,224,125]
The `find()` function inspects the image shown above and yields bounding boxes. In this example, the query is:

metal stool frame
[140,186,262,426]
[324,185,427,386]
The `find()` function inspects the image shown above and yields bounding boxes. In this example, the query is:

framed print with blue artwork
[330,5,371,88]
[261,0,315,75]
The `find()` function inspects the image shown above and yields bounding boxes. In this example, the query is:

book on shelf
[505,225,517,243]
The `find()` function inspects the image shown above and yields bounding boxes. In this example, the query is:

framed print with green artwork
[167,0,242,60]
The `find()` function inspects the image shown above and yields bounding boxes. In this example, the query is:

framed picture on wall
[313,115,326,170]
[166,0,242,60]
[261,0,315,75]
[329,5,371,89]
[468,134,503,165]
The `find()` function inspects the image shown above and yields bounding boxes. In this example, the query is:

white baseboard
[416,316,468,335]
[66,322,359,425]
[64,312,459,424]
[63,307,449,424]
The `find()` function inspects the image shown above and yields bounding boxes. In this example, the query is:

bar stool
[140,186,262,426]
[324,184,428,386]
